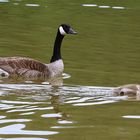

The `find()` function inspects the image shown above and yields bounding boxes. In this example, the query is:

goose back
[0,57,49,81]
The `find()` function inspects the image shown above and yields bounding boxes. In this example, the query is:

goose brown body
[0,57,49,81]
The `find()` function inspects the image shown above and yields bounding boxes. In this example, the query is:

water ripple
[41,113,62,118]
[0,1,127,10]
[82,3,126,10]
[0,119,31,124]
[0,83,135,138]
[122,115,140,119]
[0,138,48,140]
[57,120,74,124]
[73,100,117,106]
[0,124,58,135]
[0,100,44,105]
[25,4,40,7]
[7,106,53,113]
[0,0,9,2]
[0,116,6,119]
[19,112,35,115]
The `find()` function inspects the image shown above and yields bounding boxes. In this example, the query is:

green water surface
[0,0,140,86]
[0,0,140,140]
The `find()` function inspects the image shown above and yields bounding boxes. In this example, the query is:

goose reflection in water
[45,86,70,122]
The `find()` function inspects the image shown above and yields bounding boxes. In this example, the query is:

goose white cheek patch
[59,26,66,35]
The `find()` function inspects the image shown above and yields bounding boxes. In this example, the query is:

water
[0,83,140,139]
[0,83,131,139]
[0,0,140,139]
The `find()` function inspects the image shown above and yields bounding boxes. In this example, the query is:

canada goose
[0,24,77,85]
[112,84,140,96]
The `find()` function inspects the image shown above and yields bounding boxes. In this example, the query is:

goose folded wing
[0,57,49,81]
[16,68,48,81]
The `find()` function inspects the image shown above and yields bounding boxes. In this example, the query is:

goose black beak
[68,27,77,34]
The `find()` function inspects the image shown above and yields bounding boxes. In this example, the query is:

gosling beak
[68,27,77,34]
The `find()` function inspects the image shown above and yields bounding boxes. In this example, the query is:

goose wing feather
[0,57,49,80]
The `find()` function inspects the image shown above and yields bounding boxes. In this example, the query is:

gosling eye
[1,73,6,77]
[120,91,125,96]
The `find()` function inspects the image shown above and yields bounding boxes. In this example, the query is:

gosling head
[59,24,77,35]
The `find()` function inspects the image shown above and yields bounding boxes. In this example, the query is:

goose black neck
[50,31,64,63]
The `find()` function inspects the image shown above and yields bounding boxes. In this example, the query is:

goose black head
[59,24,77,35]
